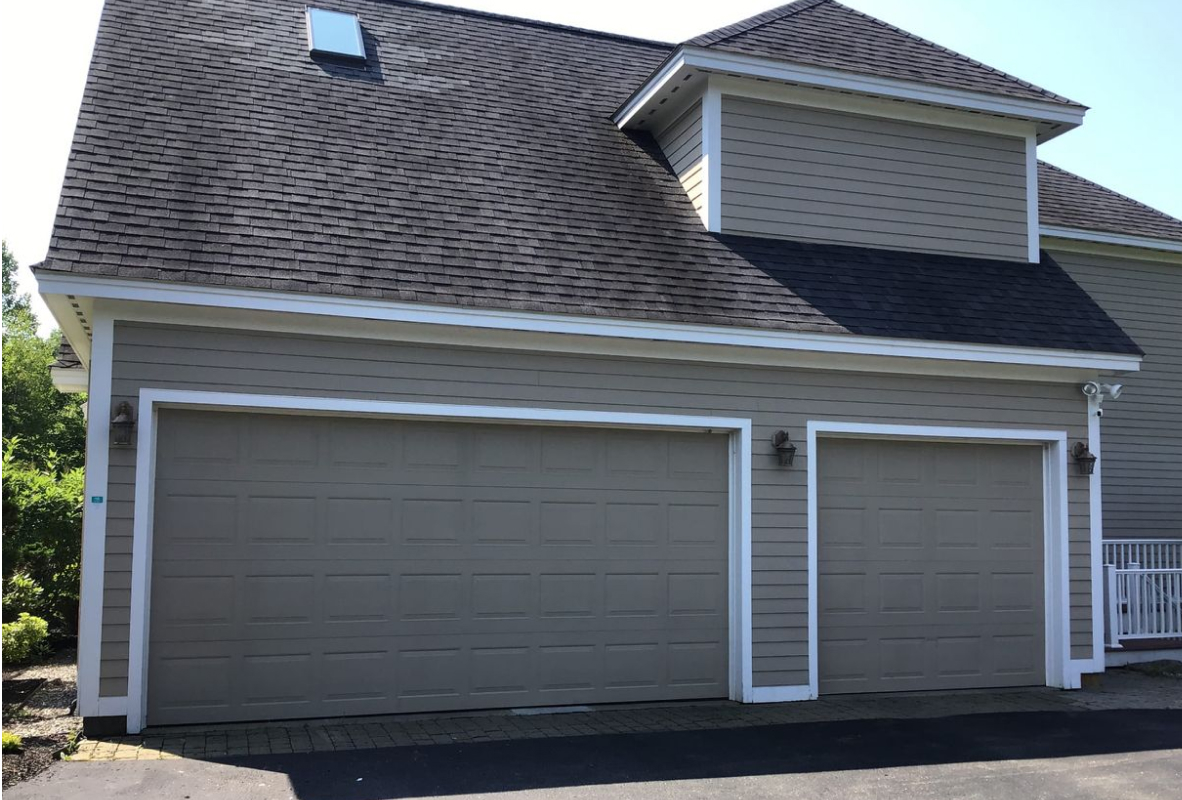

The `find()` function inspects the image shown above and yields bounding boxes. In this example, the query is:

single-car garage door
[818,438,1044,694]
[148,410,730,725]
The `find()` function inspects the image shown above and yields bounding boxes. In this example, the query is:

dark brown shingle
[687,0,1082,107]
[37,0,1140,356]
[1039,161,1182,243]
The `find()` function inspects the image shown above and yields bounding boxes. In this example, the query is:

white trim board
[803,421,1083,698]
[36,275,1141,374]
[1040,227,1182,258]
[76,314,113,718]
[122,389,755,733]
[1026,134,1040,264]
[616,46,1085,138]
[1086,393,1106,673]
[50,366,89,394]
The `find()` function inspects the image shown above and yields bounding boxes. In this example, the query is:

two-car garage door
[147,410,731,726]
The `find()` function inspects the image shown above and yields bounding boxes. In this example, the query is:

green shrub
[2,441,84,637]
[2,572,47,620]
[2,731,24,753]
[2,612,49,664]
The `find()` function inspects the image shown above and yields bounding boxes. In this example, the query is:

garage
[146,409,731,725]
[816,438,1045,694]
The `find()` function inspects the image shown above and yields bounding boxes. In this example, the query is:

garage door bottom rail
[70,688,1081,761]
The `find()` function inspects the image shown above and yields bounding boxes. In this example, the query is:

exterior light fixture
[111,401,136,447]
[771,430,797,467]
[1071,441,1097,476]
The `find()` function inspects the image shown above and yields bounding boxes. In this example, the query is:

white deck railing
[1102,539,1182,569]
[1103,540,1182,647]
[1105,565,1182,646]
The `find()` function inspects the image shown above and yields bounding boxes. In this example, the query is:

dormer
[618,0,1086,264]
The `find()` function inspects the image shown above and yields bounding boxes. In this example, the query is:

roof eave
[616,46,1086,141]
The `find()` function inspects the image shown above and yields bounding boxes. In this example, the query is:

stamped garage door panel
[148,410,730,725]
[818,439,1044,694]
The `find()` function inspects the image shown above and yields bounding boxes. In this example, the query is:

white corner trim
[1040,226,1182,256]
[1086,392,1106,672]
[617,46,1086,132]
[701,82,722,233]
[50,367,89,394]
[123,389,755,733]
[36,275,1142,374]
[1027,135,1040,264]
[76,313,113,718]
[806,421,1074,697]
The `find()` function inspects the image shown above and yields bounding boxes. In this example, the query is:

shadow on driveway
[276,709,1182,799]
[11,709,1182,800]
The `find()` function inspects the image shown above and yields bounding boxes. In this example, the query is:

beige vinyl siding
[720,98,1029,261]
[1052,249,1182,538]
[655,101,705,216]
[97,322,1095,696]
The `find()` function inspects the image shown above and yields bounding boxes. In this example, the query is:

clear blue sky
[1,0,1179,330]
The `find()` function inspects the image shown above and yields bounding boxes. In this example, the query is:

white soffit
[617,47,1085,143]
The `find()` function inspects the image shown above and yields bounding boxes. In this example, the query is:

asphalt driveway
[8,708,1182,800]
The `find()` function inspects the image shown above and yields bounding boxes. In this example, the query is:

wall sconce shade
[111,401,136,447]
[1071,441,1097,476]
[771,430,797,467]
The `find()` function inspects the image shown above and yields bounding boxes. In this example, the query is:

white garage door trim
[806,421,1075,700]
[122,388,754,734]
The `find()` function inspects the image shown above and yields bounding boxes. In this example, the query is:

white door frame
[805,421,1075,698]
[124,388,754,733]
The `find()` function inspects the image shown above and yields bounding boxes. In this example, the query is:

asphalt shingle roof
[687,0,1082,108]
[1039,162,1182,244]
[51,340,82,370]
[38,0,1140,356]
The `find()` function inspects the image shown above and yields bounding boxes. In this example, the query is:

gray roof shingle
[51,340,83,370]
[38,0,1140,356]
[687,0,1082,107]
[1039,161,1182,244]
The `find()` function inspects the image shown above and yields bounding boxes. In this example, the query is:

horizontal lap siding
[99,322,1094,694]
[1052,250,1182,538]
[720,98,1028,261]
[655,102,704,216]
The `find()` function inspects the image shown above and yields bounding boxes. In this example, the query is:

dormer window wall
[622,47,1085,265]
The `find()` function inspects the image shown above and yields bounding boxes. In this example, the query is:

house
[37,0,1181,736]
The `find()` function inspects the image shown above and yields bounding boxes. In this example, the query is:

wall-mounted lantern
[111,401,136,447]
[771,430,797,467]
[1071,441,1097,476]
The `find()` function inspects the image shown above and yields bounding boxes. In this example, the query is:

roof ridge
[825,0,1080,106]
[381,0,674,49]
[685,0,827,47]
[1040,160,1182,228]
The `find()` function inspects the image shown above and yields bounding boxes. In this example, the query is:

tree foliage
[2,243,87,467]
[2,242,87,642]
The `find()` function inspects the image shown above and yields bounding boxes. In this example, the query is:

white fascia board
[50,367,89,394]
[37,273,1142,374]
[614,52,687,128]
[1040,226,1182,256]
[618,46,1086,132]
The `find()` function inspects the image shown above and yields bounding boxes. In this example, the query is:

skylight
[306,7,366,60]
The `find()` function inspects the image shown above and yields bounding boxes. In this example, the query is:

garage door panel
[818,439,1044,694]
[149,410,729,724]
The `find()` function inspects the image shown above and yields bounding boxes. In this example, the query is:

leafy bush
[2,441,84,637]
[2,731,24,753]
[2,613,49,664]
[2,572,47,620]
